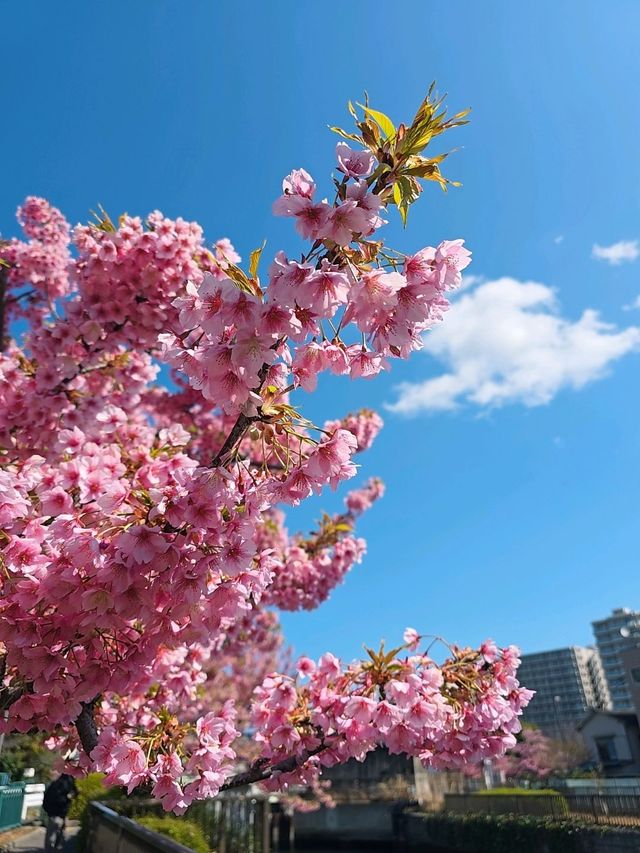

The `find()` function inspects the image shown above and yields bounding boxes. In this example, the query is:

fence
[444,790,640,828]
[108,792,274,853]
[564,789,640,826]
[0,783,25,831]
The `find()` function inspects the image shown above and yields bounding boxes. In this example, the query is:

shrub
[414,812,616,853]
[458,788,569,817]
[67,772,120,820]
[138,815,210,853]
[67,773,126,851]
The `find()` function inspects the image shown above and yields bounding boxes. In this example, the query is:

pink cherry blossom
[336,143,375,179]
[0,89,530,814]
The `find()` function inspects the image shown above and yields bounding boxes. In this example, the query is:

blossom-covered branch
[0,88,530,811]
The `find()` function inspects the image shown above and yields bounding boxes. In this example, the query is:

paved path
[6,825,78,852]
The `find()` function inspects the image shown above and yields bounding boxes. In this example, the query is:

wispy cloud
[623,295,640,312]
[592,239,639,265]
[554,235,564,245]
[386,277,640,415]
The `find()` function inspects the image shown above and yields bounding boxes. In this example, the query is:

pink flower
[434,239,472,290]
[282,168,316,199]
[118,526,171,565]
[305,430,358,483]
[481,640,499,664]
[296,657,316,677]
[343,695,376,724]
[273,195,331,241]
[104,740,148,793]
[40,487,73,516]
[403,627,420,649]
[336,143,375,179]
[323,200,371,246]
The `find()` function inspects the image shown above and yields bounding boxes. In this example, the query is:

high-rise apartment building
[592,608,640,711]
[518,646,610,734]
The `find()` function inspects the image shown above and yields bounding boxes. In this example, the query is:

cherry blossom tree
[496,727,589,782]
[0,88,532,812]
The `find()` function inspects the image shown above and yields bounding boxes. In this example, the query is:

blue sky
[3,1,639,662]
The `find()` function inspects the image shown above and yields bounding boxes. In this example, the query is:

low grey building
[578,710,640,777]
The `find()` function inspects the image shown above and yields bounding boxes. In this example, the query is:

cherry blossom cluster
[486,726,587,781]
[1,197,71,330]
[260,477,385,611]
[0,90,530,811]
[249,635,532,795]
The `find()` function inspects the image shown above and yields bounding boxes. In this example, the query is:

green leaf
[225,263,252,293]
[383,645,404,664]
[358,105,396,140]
[329,125,363,144]
[411,81,437,127]
[359,118,382,149]
[249,240,266,279]
[402,154,449,178]
[393,182,408,227]
[89,204,116,233]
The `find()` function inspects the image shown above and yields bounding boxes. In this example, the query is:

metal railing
[0,783,26,831]
[564,790,640,826]
[106,793,273,853]
[188,796,270,853]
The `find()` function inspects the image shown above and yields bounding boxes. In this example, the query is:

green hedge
[138,815,210,853]
[68,773,127,851]
[445,789,569,818]
[415,812,616,853]
[67,772,122,821]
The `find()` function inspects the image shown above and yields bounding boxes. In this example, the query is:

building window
[631,667,640,684]
[595,737,618,764]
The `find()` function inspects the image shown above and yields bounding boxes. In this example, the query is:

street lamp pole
[553,695,564,741]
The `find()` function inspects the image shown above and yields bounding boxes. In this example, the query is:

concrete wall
[294,802,401,844]
[21,782,44,821]
[87,802,194,853]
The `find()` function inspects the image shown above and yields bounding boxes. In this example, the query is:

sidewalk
[1,824,78,852]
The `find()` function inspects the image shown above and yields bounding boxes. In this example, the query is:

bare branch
[0,267,8,353]
[76,700,99,755]
[220,744,325,792]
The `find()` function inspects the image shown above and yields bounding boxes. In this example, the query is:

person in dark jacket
[43,774,77,852]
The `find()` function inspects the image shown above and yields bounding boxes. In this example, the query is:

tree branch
[220,744,326,792]
[0,266,8,353]
[76,700,99,755]
[210,356,278,468]
[211,413,257,468]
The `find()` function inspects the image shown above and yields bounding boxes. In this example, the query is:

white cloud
[458,274,482,292]
[623,295,640,311]
[554,235,564,245]
[386,277,640,415]
[592,240,639,265]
